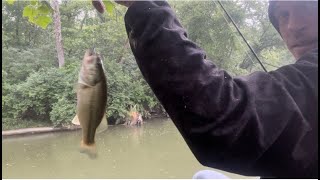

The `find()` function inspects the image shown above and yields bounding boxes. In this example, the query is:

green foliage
[7,69,65,118]
[170,1,246,73]
[2,118,52,131]
[2,70,11,111]
[2,1,294,130]
[5,0,16,5]
[22,1,53,29]
[7,0,115,30]
[2,47,158,128]
[2,1,55,49]
[50,96,76,127]
[2,47,56,83]
[2,63,79,126]
[105,58,158,119]
[170,1,293,75]
[103,0,115,15]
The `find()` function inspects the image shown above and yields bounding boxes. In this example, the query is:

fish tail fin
[80,140,97,159]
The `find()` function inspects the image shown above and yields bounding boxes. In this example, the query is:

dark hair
[268,1,281,34]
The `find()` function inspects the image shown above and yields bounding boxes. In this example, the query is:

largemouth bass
[75,49,107,158]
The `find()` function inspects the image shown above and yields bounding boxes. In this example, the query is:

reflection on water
[2,118,251,179]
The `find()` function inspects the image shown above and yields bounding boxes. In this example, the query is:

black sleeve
[124,1,318,178]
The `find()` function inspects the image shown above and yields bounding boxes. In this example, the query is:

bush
[50,97,76,127]
[2,62,79,126]
[105,57,158,120]
[2,47,56,83]
[2,51,160,129]
[2,118,51,131]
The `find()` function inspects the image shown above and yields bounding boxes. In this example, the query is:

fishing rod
[216,0,268,72]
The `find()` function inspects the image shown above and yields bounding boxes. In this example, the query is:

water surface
[2,118,253,179]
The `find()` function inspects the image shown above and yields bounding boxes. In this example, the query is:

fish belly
[77,82,106,145]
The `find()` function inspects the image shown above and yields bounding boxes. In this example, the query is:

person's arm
[122,1,317,177]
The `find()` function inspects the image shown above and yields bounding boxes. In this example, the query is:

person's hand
[114,0,136,8]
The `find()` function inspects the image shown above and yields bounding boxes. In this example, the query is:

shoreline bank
[2,126,81,137]
[2,114,168,137]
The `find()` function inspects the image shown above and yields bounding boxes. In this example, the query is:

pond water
[2,118,254,179]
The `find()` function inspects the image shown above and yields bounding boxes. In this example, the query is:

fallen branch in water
[2,126,81,137]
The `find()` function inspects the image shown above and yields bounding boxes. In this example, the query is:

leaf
[22,2,53,29]
[38,4,51,14]
[41,0,54,11]
[22,6,34,17]
[30,0,38,6]
[102,0,115,15]
[34,16,52,29]
[6,0,16,5]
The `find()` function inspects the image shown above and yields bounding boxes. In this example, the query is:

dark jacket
[124,1,318,178]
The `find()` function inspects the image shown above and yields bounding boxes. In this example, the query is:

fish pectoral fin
[96,114,108,134]
[72,115,81,126]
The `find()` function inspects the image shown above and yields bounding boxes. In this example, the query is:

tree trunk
[52,0,65,68]
[16,1,20,46]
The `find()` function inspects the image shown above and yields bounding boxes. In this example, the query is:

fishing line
[214,0,268,72]
[213,4,280,70]
[212,0,256,70]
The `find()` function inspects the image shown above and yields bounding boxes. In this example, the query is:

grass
[2,118,52,131]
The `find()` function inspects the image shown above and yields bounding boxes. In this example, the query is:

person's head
[268,1,318,60]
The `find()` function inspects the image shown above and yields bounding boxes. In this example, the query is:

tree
[2,0,296,129]
[169,0,294,74]
[52,0,65,67]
